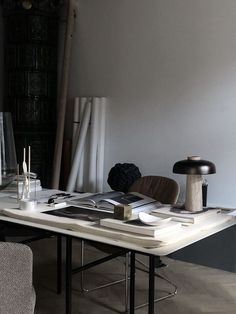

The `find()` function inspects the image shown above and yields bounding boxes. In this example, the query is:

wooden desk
[0,194,235,314]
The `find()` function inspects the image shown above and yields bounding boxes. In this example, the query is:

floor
[29,237,236,314]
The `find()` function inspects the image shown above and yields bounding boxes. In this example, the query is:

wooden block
[114,204,132,220]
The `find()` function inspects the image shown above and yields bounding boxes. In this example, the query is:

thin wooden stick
[28,145,31,174]
[28,145,31,193]
[51,0,77,189]
[17,164,19,202]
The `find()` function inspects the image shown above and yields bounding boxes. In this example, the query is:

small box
[114,204,132,220]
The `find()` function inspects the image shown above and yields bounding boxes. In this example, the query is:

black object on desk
[43,206,113,221]
[202,180,208,207]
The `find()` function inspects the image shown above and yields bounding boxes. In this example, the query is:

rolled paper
[88,97,100,192]
[72,97,79,158]
[96,97,107,192]
[67,100,91,192]
[76,97,87,192]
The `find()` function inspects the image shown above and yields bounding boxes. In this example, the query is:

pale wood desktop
[0,194,235,314]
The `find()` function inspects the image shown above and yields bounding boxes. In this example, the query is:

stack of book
[100,217,181,237]
[7,179,42,194]
[99,207,222,238]
[151,206,221,224]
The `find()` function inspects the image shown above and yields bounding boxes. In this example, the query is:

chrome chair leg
[80,240,88,293]
[79,241,129,296]
[134,257,177,310]
[79,241,177,311]
[124,253,129,313]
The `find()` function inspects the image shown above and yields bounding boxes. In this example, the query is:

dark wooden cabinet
[2,1,60,187]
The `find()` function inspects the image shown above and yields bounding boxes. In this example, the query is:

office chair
[78,175,179,311]
[0,242,36,314]
[1,222,62,294]
[128,175,179,205]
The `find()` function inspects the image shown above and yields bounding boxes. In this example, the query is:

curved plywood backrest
[128,175,180,205]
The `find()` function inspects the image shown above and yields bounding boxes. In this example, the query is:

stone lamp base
[185,174,203,212]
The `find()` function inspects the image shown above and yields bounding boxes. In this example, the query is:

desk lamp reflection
[173,156,216,212]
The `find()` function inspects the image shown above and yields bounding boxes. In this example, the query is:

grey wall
[67,0,236,206]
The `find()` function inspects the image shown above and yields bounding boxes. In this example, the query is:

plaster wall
[67,0,236,206]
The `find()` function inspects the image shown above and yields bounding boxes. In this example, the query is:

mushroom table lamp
[173,156,216,212]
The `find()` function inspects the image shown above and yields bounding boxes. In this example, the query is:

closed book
[100,218,181,237]
[151,207,221,224]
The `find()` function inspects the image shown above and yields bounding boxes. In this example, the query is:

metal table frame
[65,235,157,314]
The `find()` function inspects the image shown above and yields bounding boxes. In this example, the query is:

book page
[69,191,124,207]
[97,192,157,210]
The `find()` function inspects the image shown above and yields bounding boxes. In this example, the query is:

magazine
[69,191,158,211]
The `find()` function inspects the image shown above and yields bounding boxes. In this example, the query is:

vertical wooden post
[52,0,77,189]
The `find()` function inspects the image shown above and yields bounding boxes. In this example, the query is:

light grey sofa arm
[0,242,36,314]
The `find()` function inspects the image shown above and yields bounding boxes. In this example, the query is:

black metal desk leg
[130,251,136,314]
[66,236,72,314]
[57,235,62,294]
[148,255,155,314]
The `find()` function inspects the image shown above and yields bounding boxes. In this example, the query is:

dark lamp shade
[173,159,216,175]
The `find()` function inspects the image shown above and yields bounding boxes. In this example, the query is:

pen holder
[18,172,38,210]
[114,204,132,220]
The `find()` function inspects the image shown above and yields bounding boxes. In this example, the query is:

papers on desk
[226,209,236,216]
[32,189,89,204]
[151,207,221,224]
[0,206,163,247]
[0,206,233,249]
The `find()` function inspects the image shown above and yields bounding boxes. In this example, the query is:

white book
[151,206,221,224]
[100,218,181,237]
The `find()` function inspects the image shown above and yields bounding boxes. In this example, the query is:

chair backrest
[128,175,180,204]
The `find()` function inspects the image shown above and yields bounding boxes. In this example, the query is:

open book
[43,206,113,221]
[69,191,158,212]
